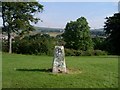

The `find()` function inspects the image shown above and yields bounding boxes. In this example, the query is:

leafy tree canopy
[2,2,43,35]
[63,17,93,50]
[104,13,120,55]
[2,2,43,53]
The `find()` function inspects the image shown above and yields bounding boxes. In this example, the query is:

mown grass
[2,53,118,88]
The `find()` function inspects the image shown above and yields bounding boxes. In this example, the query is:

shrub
[82,50,94,56]
[65,49,75,56]
[64,48,107,56]
[12,33,56,56]
[94,50,107,56]
[2,40,8,52]
[73,50,82,56]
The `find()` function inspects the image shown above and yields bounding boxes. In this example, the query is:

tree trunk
[8,32,12,54]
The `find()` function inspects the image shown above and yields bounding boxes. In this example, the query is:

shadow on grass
[16,68,52,72]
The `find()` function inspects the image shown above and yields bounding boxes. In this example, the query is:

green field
[2,53,118,88]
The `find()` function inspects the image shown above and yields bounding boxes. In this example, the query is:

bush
[2,33,107,56]
[12,33,56,56]
[2,40,8,52]
[73,50,82,56]
[82,50,94,56]
[94,50,107,56]
[65,48,107,56]
[65,49,75,56]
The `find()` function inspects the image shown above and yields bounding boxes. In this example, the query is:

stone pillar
[52,46,67,73]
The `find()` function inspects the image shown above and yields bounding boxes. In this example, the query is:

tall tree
[2,2,43,53]
[63,17,93,50]
[104,13,120,55]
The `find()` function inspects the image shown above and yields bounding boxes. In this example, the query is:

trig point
[52,46,67,73]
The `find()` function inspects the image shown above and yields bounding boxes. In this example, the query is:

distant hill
[0,26,106,38]
[90,28,105,37]
[34,27,64,37]
[34,27,105,37]
[34,27,64,33]
[91,28,104,31]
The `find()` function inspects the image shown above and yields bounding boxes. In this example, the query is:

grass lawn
[2,53,118,88]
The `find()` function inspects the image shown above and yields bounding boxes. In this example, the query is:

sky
[33,2,118,29]
[0,2,118,29]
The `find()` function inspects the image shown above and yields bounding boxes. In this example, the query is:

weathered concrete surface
[52,46,67,73]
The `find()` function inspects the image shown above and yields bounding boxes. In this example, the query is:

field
[47,32,63,37]
[2,53,118,88]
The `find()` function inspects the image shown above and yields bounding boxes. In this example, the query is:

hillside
[0,26,106,37]
[90,28,105,37]
[35,27,64,33]
[34,27,105,37]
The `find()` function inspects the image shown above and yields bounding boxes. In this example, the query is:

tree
[92,37,105,50]
[2,2,43,53]
[63,17,93,50]
[104,13,120,55]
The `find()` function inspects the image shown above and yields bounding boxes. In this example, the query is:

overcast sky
[0,2,118,29]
